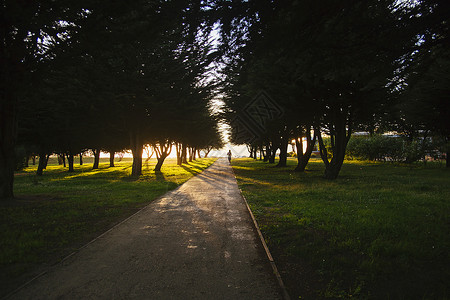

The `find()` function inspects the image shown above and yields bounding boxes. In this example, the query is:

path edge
[230,163,291,300]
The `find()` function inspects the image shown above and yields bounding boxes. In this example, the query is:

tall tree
[394,0,450,166]
[1,1,83,199]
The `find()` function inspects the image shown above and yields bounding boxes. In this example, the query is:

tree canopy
[1,0,449,200]
[218,0,450,177]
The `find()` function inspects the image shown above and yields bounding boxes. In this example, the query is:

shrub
[346,135,424,163]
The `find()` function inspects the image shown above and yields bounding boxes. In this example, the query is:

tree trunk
[248,145,253,158]
[62,153,66,167]
[132,148,143,176]
[263,144,269,162]
[32,156,36,165]
[204,147,211,158]
[295,128,316,172]
[130,130,143,176]
[0,99,16,199]
[276,138,289,167]
[145,145,154,162]
[324,155,346,179]
[79,153,83,165]
[259,146,269,162]
[176,143,182,165]
[37,152,47,176]
[67,152,74,172]
[269,143,276,163]
[197,149,202,159]
[154,154,167,172]
[109,151,115,167]
[188,147,193,162]
[181,144,188,164]
[92,149,100,169]
[44,154,49,169]
[318,125,350,180]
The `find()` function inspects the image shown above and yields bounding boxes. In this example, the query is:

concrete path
[9,158,282,299]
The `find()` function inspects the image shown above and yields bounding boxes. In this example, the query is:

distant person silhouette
[227,150,232,163]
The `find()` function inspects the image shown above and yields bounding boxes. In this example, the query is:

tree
[393,0,450,166]
[153,140,173,172]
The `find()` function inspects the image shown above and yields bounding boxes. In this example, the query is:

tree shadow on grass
[155,171,166,181]
[180,164,202,176]
[121,175,141,182]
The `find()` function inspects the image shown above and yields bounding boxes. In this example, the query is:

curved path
[9,158,282,299]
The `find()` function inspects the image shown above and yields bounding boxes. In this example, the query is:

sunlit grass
[0,157,216,297]
[232,157,450,299]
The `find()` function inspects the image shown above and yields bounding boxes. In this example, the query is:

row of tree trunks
[191,147,197,161]
[245,126,317,172]
[247,144,258,159]
[35,150,120,175]
[252,147,258,159]
[58,154,66,167]
[176,143,204,165]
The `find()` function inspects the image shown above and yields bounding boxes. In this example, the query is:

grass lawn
[0,157,216,297]
[232,157,449,299]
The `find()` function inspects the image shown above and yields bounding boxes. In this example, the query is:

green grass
[0,157,216,297]
[232,158,450,299]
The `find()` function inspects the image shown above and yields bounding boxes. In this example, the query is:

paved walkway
[9,158,282,299]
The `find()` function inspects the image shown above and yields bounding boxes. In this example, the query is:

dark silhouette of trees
[219,0,448,178]
[393,0,450,166]
[1,1,223,200]
[2,0,449,200]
